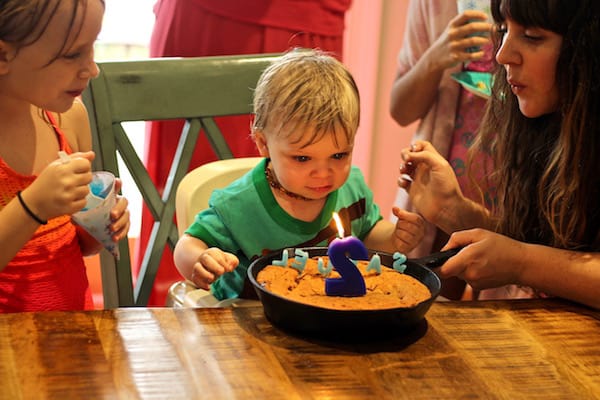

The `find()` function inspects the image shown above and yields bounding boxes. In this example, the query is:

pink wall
[344,1,418,217]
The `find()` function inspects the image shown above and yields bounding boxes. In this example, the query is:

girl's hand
[429,10,492,69]
[25,151,95,221]
[391,207,425,253]
[437,229,525,290]
[190,248,239,290]
[398,141,463,226]
[108,178,130,242]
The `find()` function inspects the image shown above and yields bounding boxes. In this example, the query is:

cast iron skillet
[247,247,459,338]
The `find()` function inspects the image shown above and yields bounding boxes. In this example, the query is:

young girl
[0,0,130,312]
[174,49,425,301]
[398,0,600,309]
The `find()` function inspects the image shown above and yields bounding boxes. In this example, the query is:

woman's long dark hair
[474,0,600,250]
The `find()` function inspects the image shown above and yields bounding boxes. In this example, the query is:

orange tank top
[0,111,93,312]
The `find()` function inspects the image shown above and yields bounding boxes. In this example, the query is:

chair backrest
[176,157,263,237]
[82,54,280,308]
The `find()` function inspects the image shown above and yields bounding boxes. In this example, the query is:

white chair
[167,157,263,307]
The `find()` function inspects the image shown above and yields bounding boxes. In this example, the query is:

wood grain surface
[1,299,599,399]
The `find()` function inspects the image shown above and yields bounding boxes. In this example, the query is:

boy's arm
[174,234,239,290]
[174,234,210,281]
[362,220,397,254]
[363,208,425,254]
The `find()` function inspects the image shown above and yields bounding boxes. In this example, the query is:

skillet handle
[412,247,462,269]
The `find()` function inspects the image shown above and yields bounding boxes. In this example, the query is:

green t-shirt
[185,158,383,300]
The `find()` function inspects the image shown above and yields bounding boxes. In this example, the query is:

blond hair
[252,48,360,146]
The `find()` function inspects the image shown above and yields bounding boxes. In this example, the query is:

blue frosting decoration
[291,248,308,272]
[366,253,382,274]
[272,250,289,267]
[393,252,407,273]
[317,257,332,276]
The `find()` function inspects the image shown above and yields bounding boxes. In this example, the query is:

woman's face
[495,17,563,118]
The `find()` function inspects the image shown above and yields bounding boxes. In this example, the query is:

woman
[398,0,600,309]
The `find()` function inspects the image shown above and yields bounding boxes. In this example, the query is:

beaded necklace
[264,162,313,201]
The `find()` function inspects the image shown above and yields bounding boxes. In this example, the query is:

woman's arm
[441,229,600,310]
[399,140,492,233]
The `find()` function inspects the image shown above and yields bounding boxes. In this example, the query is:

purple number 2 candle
[326,213,369,297]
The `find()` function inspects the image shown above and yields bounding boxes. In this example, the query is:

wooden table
[1,299,599,399]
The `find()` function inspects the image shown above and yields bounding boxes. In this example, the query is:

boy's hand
[190,247,239,290]
[392,207,425,253]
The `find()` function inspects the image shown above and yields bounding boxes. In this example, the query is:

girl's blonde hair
[252,48,360,146]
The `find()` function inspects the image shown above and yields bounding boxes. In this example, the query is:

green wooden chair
[82,53,280,308]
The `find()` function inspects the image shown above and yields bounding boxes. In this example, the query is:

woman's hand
[399,141,463,226]
[437,229,525,290]
[439,229,600,309]
[190,247,239,290]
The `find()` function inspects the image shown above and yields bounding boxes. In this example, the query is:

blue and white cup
[457,0,492,53]
[72,171,120,259]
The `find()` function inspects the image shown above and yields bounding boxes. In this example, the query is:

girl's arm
[0,154,94,269]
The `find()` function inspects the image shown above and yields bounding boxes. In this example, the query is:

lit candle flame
[332,212,344,237]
